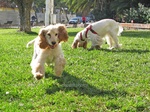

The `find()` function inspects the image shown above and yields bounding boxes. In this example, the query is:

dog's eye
[55,33,58,36]
[47,33,51,37]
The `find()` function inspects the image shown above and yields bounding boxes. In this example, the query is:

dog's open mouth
[49,44,57,49]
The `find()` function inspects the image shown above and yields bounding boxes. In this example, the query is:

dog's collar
[85,25,98,38]
[80,32,85,41]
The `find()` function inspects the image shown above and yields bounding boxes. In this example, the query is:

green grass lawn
[0,28,150,111]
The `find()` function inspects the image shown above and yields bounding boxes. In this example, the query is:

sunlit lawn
[0,27,150,111]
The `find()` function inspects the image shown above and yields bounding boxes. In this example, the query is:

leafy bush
[123,3,150,23]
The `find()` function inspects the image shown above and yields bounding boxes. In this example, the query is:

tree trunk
[65,12,69,22]
[24,0,33,32]
[63,9,69,22]
[82,3,91,16]
[14,0,33,33]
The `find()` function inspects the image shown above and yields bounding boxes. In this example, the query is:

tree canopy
[63,0,150,23]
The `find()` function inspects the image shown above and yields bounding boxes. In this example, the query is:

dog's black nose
[52,41,56,45]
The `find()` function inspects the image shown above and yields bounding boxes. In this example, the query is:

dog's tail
[117,25,123,36]
[26,39,36,48]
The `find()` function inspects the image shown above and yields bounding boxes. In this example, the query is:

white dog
[72,19,123,50]
[26,24,68,80]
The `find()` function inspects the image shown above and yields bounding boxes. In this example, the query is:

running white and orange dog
[72,19,123,50]
[26,24,68,80]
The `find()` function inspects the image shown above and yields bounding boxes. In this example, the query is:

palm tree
[110,0,136,14]
[63,0,106,16]
[63,0,150,21]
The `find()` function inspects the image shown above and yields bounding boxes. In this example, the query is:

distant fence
[67,23,150,29]
[120,23,150,30]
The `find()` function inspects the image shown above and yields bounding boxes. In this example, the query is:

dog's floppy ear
[57,24,69,42]
[83,41,87,49]
[71,40,79,49]
[77,41,87,49]
[39,28,49,49]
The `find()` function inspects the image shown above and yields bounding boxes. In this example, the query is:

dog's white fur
[26,24,68,80]
[72,19,123,50]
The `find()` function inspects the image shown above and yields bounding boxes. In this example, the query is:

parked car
[69,17,82,24]
[69,16,94,24]
[86,17,94,22]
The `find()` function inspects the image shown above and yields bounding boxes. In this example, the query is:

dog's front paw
[95,45,101,50]
[88,46,95,51]
[88,45,101,50]
[34,73,44,80]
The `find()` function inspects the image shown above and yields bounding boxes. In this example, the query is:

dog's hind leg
[109,31,122,49]
[105,35,113,50]
[83,41,87,49]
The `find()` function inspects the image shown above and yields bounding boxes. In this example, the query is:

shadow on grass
[68,31,78,37]
[45,71,127,97]
[100,48,150,54]
[26,31,38,35]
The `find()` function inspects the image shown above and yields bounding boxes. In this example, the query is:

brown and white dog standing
[72,19,123,50]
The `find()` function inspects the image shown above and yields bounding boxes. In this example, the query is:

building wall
[0,8,19,25]
[36,13,45,23]
[0,8,35,25]
[0,8,76,25]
